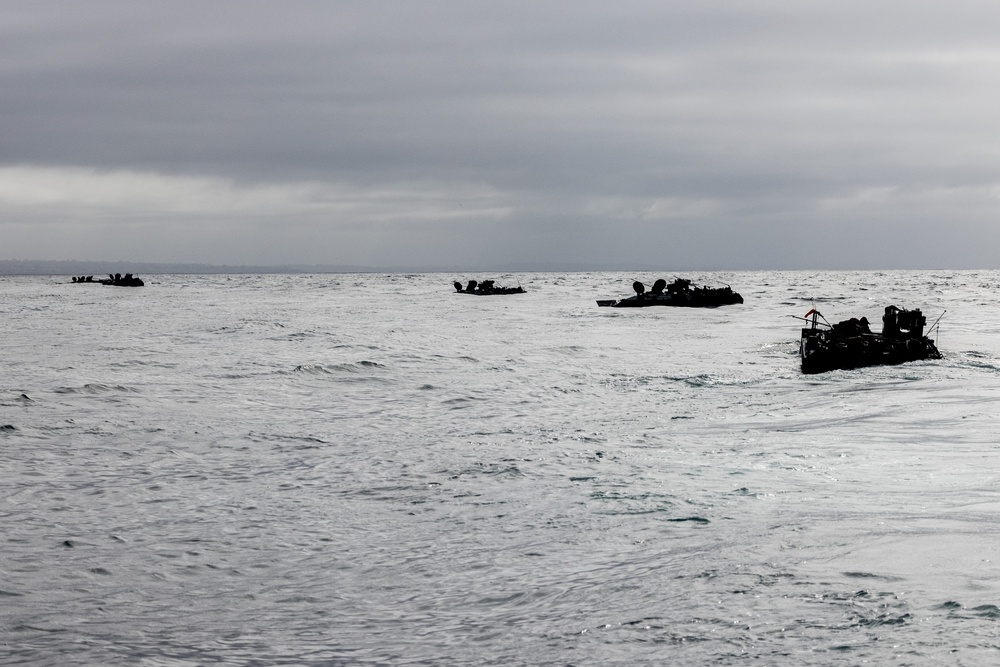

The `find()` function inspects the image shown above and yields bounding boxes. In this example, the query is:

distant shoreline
[0,259,704,275]
[0,260,975,275]
[0,259,380,276]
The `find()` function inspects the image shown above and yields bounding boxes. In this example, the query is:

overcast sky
[4,1,1000,269]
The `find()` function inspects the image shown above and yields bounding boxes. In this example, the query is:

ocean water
[2,270,1000,666]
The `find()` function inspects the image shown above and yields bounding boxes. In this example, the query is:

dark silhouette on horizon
[598,277,742,308]
[454,279,524,295]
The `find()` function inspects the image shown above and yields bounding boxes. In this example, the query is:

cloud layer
[4,1,1000,268]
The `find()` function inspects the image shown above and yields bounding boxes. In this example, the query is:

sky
[4,1,1000,270]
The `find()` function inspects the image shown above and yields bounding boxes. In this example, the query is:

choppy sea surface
[3,271,1000,665]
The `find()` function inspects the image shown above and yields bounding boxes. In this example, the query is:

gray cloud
[3,1,1000,268]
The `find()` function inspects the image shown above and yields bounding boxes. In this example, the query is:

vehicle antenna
[927,310,946,343]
